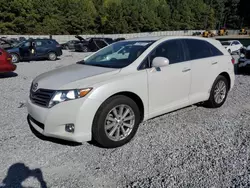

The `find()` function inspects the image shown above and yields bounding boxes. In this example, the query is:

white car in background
[27,36,235,148]
[221,40,243,54]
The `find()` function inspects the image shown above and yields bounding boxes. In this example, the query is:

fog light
[65,124,75,133]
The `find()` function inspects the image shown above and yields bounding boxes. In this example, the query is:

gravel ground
[0,52,250,188]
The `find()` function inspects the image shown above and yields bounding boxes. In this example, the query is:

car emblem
[32,83,38,92]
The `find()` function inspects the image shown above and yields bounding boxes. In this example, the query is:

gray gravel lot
[0,53,250,188]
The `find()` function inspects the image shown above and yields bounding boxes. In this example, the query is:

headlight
[48,88,92,108]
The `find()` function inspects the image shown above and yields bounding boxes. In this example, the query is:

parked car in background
[61,40,81,50]
[0,38,19,49]
[238,46,250,71]
[192,32,202,36]
[74,37,113,52]
[0,48,16,73]
[113,38,126,42]
[6,39,62,63]
[27,36,235,148]
[221,40,243,54]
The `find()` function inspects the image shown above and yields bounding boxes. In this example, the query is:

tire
[228,49,231,54]
[10,53,20,64]
[92,95,141,148]
[48,52,57,61]
[82,46,89,52]
[206,75,229,108]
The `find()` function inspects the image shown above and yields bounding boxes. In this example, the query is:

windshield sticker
[134,42,150,46]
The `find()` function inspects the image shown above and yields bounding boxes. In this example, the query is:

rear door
[35,40,49,57]
[184,39,224,104]
[19,41,32,60]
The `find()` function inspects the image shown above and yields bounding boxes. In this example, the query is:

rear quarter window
[185,39,223,60]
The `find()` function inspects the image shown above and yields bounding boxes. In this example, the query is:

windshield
[13,41,25,48]
[221,41,231,45]
[82,40,154,68]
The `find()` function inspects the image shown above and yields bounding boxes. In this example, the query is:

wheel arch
[219,72,231,90]
[10,52,21,62]
[96,91,145,124]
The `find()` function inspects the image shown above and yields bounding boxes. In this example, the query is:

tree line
[0,0,249,35]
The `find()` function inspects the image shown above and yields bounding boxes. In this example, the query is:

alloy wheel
[104,104,135,142]
[214,80,227,104]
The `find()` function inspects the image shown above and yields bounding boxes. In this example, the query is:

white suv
[27,36,235,148]
[221,40,243,54]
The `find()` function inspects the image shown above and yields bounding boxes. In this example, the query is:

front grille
[30,89,55,107]
[245,50,250,59]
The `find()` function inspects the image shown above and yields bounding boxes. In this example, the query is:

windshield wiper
[87,63,115,68]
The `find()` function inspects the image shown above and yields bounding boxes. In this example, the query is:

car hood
[75,35,85,41]
[32,64,120,90]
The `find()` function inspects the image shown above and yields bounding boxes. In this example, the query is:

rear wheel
[10,53,20,64]
[206,76,229,108]
[92,95,141,148]
[48,52,57,61]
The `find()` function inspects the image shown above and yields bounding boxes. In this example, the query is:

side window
[36,41,42,46]
[24,42,31,47]
[185,39,212,60]
[150,40,184,64]
[234,41,239,45]
[206,42,223,57]
[47,40,53,45]
[95,40,108,48]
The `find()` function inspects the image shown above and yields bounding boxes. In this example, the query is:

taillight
[231,58,235,64]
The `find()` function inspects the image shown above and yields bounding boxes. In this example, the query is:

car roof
[125,36,218,42]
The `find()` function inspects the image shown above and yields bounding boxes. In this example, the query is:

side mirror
[152,57,170,68]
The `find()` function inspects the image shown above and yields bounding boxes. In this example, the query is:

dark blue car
[7,39,63,63]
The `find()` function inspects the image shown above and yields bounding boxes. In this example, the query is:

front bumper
[0,63,16,73]
[27,97,101,143]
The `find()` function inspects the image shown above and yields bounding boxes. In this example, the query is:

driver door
[19,41,31,60]
[146,39,192,117]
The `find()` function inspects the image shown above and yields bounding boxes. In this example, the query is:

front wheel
[92,95,141,148]
[82,46,89,52]
[205,76,229,108]
[48,52,57,61]
[10,53,20,63]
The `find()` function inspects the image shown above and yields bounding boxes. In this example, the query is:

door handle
[212,62,218,65]
[182,68,191,72]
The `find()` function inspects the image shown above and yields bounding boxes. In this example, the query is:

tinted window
[206,42,223,57]
[36,41,42,46]
[233,41,239,45]
[24,42,31,47]
[36,41,47,46]
[221,41,231,45]
[46,40,54,45]
[95,40,108,48]
[185,39,222,60]
[150,40,184,65]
